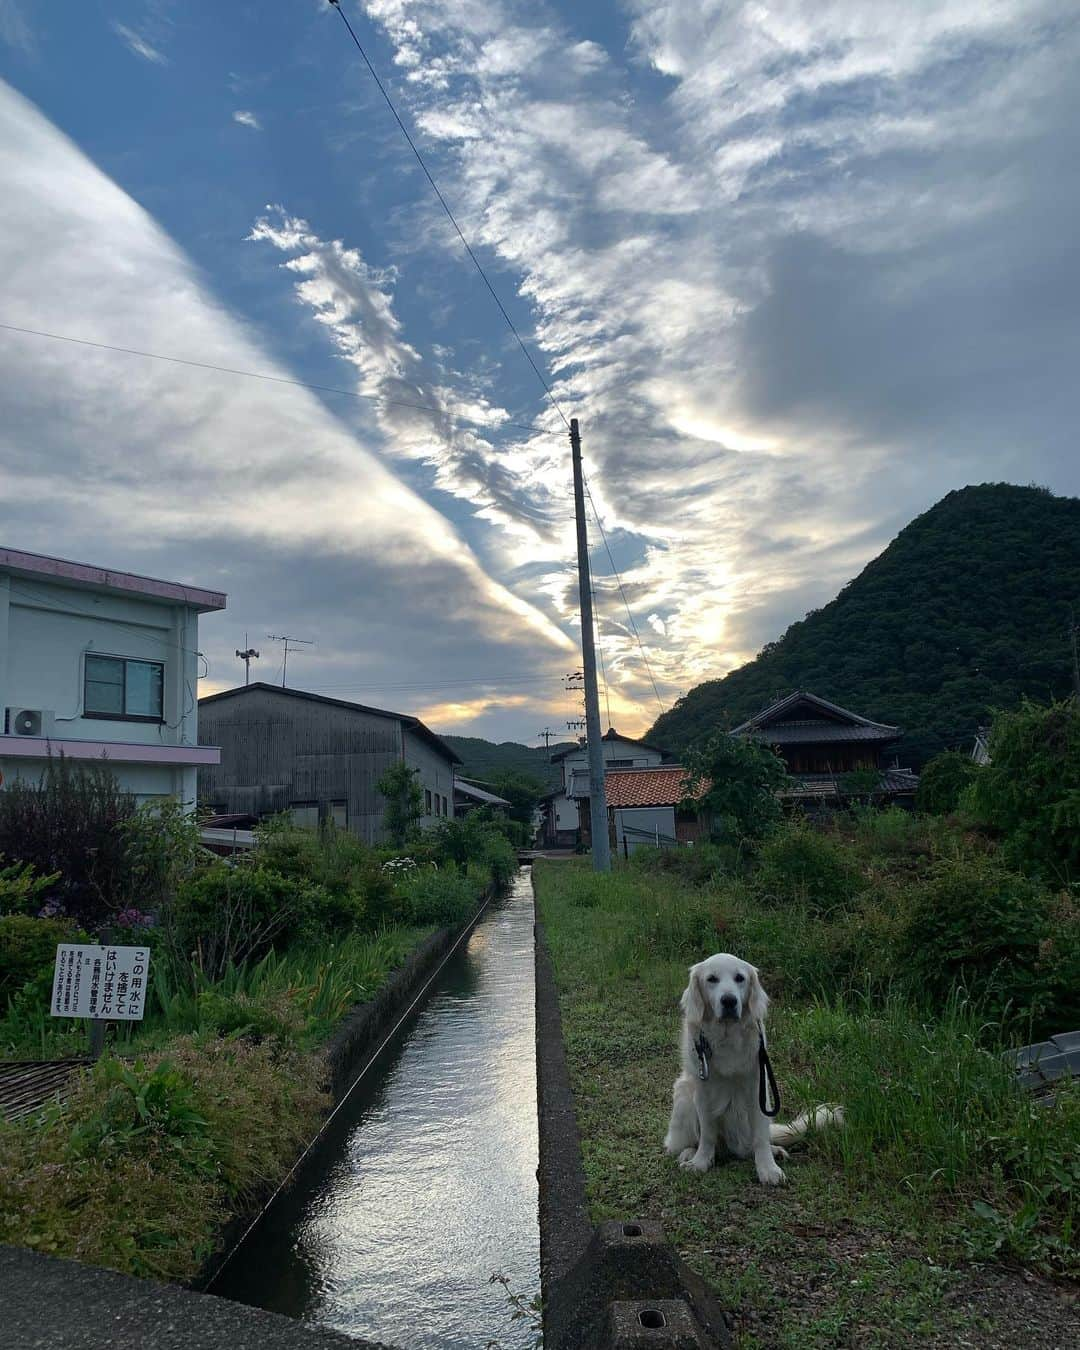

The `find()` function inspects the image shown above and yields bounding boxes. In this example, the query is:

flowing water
[214,868,540,1349]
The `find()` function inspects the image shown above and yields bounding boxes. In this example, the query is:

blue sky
[2,1,1079,743]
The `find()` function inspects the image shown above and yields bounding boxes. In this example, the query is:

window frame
[425,788,433,815]
[83,653,166,724]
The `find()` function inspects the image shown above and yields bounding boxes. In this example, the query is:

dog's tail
[769,1104,844,1147]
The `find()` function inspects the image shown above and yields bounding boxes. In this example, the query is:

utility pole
[266,634,314,688]
[570,417,611,872]
[536,727,557,756]
[235,633,260,686]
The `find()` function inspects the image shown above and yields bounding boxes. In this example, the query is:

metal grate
[0,1059,91,1122]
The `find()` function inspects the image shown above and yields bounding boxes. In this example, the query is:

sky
[1,1,1078,745]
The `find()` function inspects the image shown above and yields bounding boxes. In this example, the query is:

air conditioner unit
[5,708,57,737]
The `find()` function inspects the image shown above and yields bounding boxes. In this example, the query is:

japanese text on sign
[51,945,151,1021]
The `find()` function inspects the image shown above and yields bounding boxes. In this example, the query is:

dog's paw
[771,1145,789,1162]
[757,1162,787,1186]
[679,1150,713,1173]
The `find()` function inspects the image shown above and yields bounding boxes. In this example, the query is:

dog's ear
[746,964,769,1025]
[680,965,707,1026]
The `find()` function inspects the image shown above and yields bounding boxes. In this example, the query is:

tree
[377,762,423,848]
[916,749,979,814]
[682,733,788,842]
[968,698,1080,883]
[490,771,545,828]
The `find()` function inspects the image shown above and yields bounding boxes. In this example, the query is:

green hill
[649,484,1080,767]
[441,736,573,790]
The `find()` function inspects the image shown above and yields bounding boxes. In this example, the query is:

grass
[534,858,1080,1348]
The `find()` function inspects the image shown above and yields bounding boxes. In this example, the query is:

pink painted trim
[0,547,226,613]
[0,736,220,766]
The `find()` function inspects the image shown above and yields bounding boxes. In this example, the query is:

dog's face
[681,952,768,1027]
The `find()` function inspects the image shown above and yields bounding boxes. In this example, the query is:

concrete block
[610,1300,710,1348]
[1011,1041,1056,1070]
[1049,1029,1080,1056]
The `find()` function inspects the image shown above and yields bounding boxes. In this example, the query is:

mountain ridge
[647,483,1080,766]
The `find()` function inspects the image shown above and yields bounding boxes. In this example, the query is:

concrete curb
[0,1244,393,1350]
[533,889,732,1350]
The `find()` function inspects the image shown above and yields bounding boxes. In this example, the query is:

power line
[327,0,571,432]
[0,322,556,438]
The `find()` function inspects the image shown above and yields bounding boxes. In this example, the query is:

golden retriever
[663,953,842,1185]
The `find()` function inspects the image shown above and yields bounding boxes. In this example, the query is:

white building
[0,547,226,807]
[540,728,665,848]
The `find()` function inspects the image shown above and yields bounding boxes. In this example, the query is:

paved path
[1,1246,395,1350]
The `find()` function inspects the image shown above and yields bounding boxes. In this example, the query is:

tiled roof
[741,721,896,744]
[732,691,898,739]
[602,766,704,809]
[781,769,919,799]
[551,727,666,762]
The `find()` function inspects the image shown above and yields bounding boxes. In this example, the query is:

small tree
[916,749,979,814]
[490,772,544,829]
[968,698,1080,882]
[377,762,424,848]
[682,732,788,842]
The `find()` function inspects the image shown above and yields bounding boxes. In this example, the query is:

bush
[395,870,482,927]
[968,698,1080,882]
[683,732,788,842]
[899,858,1050,1026]
[0,857,61,917]
[255,820,395,929]
[0,758,136,930]
[628,841,744,886]
[917,749,981,814]
[0,915,89,1004]
[166,865,331,981]
[425,815,517,888]
[752,824,863,913]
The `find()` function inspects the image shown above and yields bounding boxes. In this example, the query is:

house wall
[558,738,662,792]
[0,572,201,805]
[198,689,457,844]
[403,726,456,828]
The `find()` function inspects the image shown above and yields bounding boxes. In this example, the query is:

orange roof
[603,766,704,809]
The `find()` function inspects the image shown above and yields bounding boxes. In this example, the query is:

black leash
[758,1032,781,1118]
[693,1027,782,1119]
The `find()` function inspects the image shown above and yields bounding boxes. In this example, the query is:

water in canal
[214,868,540,1350]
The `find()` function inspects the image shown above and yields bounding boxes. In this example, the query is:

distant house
[198,683,460,843]
[0,546,225,807]
[540,728,666,848]
[454,778,511,819]
[731,691,919,804]
[575,765,708,857]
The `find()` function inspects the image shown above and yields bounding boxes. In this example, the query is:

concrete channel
[211,866,541,1349]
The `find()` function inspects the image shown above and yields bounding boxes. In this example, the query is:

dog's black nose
[720,993,738,1014]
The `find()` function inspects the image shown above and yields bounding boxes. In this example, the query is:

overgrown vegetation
[0,761,515,1281]
[649,483,1080,766]
[537,818,1080,1344]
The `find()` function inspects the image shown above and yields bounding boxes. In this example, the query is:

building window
[425,788,433,815]
[84,655,164,721]
[289,803,319,830]
[329,801,348,830]
[442,795,449,818]
[607,758,633,768]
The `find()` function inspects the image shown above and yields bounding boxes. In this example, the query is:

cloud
[335,0,1080,722]
[0,79,572,740]
[233,109,262,130]
[111,21,167,65]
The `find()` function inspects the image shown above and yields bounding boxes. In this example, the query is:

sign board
[51,944,151,1021]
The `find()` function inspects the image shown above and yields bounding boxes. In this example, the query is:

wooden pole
[570,418,611,872]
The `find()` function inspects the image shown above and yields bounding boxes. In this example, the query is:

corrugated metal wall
[198,688,408,843]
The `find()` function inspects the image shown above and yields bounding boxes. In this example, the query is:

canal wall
[533,896,732,1350]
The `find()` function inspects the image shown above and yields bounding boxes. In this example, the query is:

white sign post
[51,944,151,1057]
